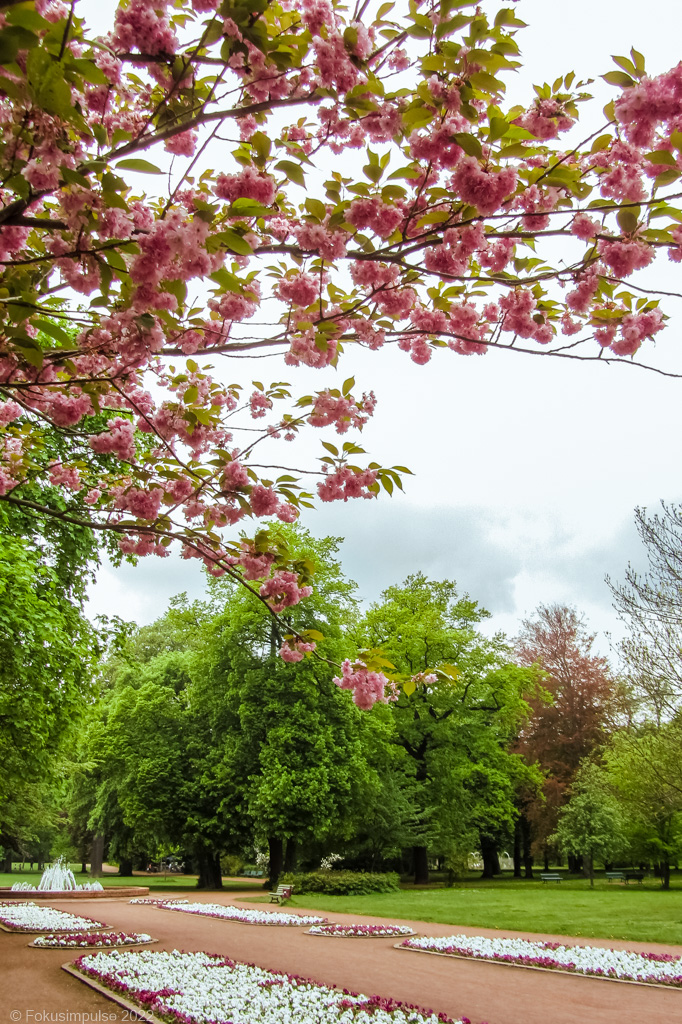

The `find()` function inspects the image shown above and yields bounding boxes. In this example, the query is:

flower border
[64,949,467,1024]
[0,903,105,934]
[397,937,682,989]
[307,923,417,938]
[162,901,327,927]
[31,931,157,950]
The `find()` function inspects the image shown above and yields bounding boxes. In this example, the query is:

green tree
[357,574,539,883]
[604,722,682,889]
[552,763,626,887]
[0,504,101,856]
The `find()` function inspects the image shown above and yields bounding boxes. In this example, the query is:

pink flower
[598,238,653,277]
[48,463,81,491]
[249,484,280,517]
[450,158,517,215]
[571,212,600,240]
[333,659,396,709]
[260,570,312,612]
[280,639,316,662]
[221,461,250,491]
[165,130,198,157]
[215,167,276,205]
[249,391,273,418]
[317,465,377,502]
[89,417,136,462]
[0,400,21,426]
[276,273,320,307]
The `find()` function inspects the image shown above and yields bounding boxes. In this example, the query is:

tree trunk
[284,838,297,873]
[1,854,12,873]
[413,845,429,885]
[197,850,223,889]
[520,817,533,879]
[661,861,671,890]
[81,860,87,875]
[513,819,522,878]
[543,849,550,872]
[584,853,594,888]
[480,834,498,878]
[268,836,284,886]
[90,835,104,878]
[119,858,133,876]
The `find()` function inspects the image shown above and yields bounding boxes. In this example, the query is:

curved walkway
[3,889,682,1024]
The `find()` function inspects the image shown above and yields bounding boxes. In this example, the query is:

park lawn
[0,868,263,894]
[248,878,682,946]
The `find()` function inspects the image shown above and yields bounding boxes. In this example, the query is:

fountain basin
[0,886,150,900]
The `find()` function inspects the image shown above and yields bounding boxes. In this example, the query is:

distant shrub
[280,870,400,895]
[220,854,244,876]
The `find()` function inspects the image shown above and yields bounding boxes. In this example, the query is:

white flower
[165,902,326,927]
[401,934,682,986]
[0,902,104,933]
[74,950,462,1023]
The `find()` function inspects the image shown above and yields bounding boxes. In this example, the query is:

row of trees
[4,507,681,888]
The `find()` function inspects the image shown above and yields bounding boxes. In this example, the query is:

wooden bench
[606,871,625,882]
[624,871,645,885]
[540,873,562,883]
[269,884,293,903]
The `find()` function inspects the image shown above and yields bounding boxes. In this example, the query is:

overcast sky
[85,0,682,654]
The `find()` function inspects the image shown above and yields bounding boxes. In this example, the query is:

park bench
[624,871,645,885]
[269,884,293,903]
[606,871,625,882]
[540,873,562,883]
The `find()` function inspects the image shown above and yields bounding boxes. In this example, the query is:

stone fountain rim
[0,886,150,900]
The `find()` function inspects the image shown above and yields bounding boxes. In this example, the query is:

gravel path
[2,889,681,1024]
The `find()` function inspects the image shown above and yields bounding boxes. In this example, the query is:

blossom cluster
[33,931,153,948]
[73,949,462,1024]
[2,0,682,657]
[400,934,682,986]
[163,901,326,927]
[0,902,104,933]
[309,923,416,938]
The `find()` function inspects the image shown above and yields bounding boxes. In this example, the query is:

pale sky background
[84,0,682,654]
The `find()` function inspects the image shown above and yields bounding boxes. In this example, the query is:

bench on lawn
[625,871,645,885]
[269,884,293,903]
[243,870,264,877]
[540,873,562,883]
[606,871,625,882]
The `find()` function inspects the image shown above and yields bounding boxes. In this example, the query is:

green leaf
[611,55,636,77]
[403,678,416,696]
[305,198,327,220]
[614,207,638,234]
[183,385,198,404]
[453,132,483,158]
[601,70,635,88]
[216,229,254,256]
[33,319,72,346]
[115,158,164,174]
[0,25,38,63]
[342,376,355,395]
[645,149,677,166]
[488,116,509,142]
[275,160,305,186]
[654,168,681,186]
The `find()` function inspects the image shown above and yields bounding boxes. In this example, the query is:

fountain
[0,856,149,900]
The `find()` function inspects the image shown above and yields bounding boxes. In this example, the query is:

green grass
[0,867,263,894]
[245,875,682,946]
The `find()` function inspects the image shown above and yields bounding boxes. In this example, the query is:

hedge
[280,870,400,895]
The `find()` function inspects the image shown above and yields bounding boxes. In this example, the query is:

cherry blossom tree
[2,0,682,703]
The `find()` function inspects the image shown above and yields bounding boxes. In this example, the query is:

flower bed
[164,901,326,927]
[399,934,682,987]
[69,949,465,1024]
[0,902,104,933]
[129,898,188,906]
[32,931,154,949]
[308,922,416,938]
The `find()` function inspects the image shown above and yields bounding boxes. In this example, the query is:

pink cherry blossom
[260,570,313,612]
